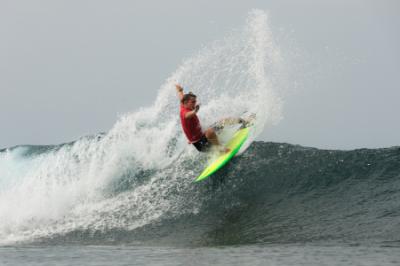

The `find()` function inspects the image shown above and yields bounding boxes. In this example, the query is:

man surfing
[176,84,250,153]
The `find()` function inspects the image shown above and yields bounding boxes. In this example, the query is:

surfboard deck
[195,127,250,182]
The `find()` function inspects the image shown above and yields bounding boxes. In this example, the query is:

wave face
[1,142,400,246]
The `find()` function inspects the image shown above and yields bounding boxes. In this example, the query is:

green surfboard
[195,127,250,182]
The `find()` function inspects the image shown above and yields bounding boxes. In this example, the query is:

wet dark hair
[181,92,197,104]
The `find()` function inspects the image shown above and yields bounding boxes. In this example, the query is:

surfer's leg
[210,117,244,133]
[212,114,256,130]
[218,115,256,129]
[204,128,220,146]
[216,117,243,127]
[204,128,230,153]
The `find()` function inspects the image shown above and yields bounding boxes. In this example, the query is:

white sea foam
[0,9,284,245]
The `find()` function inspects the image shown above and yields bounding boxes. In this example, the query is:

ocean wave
[2,142,400,246]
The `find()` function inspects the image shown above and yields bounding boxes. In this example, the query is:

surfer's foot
[218,146,231,154]
[240,113,256,128]
[248,113,256,121]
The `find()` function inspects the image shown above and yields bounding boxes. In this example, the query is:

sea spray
[0,9,283,245]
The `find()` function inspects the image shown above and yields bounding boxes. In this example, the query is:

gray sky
[1,0,399,149]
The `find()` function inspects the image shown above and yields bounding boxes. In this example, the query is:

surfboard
[195,127,250,182]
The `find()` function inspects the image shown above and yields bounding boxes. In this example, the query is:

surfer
[176,84,246,153]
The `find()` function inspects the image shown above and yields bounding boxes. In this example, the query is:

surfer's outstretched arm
[175,84,184,102]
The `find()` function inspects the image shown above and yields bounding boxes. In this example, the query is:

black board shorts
[192,135,211,152]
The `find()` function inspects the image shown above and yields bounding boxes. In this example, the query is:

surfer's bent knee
[205,128,216,138]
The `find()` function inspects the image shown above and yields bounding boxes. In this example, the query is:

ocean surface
[1,142,399,265]
[1,244,400,266]
[1,10,399,265]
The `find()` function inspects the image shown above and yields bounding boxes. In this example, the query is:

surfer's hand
[195,104,200,112]
[175,84,183,92]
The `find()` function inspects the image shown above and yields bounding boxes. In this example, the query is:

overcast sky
[1,0,399,150]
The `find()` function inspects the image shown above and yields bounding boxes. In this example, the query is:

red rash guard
[180,105,203,143]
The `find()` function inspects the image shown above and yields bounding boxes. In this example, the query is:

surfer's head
[181,92,197,110]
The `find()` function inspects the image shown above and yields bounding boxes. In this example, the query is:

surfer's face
[185,98,197,110]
